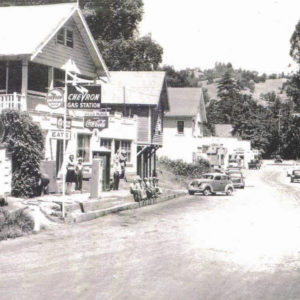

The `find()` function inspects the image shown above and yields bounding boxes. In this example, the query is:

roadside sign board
[67,85,101,109]
[84,115,108,130]
[50,130,71,140]
[57,117,71,129]
[46,89,64,109]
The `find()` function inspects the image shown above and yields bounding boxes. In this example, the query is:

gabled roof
[100,71,168,107]
[0,3,109,77]
[165,88,206,121]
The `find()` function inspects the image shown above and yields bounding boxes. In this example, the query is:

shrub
[158,156,210,178]
[0,110,44,198]
[0,208,34,241]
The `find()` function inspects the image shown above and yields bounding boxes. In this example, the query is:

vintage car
[274,155,283,163]
[248,159,261,169]
[290,170,300,183]
[229,173,245,189]
[188,173,234,196]
[287,165,300,177]
[228,160,240,169]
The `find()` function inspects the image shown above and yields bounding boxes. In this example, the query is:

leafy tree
[290,20,300,64]
[207,65,242,124]
[0,110,44,198]
[285,70,300,111]
[98,35,163,71]
[162,65,190,87]
[80,0,143,41]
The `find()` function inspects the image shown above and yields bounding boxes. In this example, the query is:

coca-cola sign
[84,116,108,130]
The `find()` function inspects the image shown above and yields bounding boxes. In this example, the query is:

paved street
[2,163,300,300]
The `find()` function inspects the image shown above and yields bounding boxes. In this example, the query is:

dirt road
[1,162,300,300]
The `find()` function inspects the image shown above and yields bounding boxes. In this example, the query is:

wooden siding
[33,18,96,77]
[152,107,163,145]
[130,106,149,144]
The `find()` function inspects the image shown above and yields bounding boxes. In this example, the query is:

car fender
[201,183,213,192]
[225,184,234,192]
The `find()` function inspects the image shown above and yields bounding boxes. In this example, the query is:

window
[214,176,221,181]
[56,28,74,48]
[57,28,65,45]
[177,121,184,134]
[100,138,112,150]
[54,68,65,88]
[77,134,91,162]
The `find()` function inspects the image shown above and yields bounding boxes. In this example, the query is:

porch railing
[0,93,24,112]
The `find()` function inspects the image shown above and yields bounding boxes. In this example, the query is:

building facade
[158,87,207,163]
[0,3,169,192]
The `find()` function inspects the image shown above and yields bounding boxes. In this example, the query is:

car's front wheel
[226,187,233,196]
[203,187,211,196]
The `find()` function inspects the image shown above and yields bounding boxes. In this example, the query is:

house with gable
[158,87,207,163]
[0,3,170,191]
[100,71,169,179]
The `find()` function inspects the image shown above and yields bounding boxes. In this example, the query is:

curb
[70,191,187,223]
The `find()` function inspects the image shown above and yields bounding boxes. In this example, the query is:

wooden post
[5,61,9,94]
[154,148,157,176]
[141,150,144,179]
[48,66,54,90]
[21,58,28,111]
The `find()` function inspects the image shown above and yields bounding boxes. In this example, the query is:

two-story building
[158,87,207,163]
[100,71,169,178]
[0,3,169,191]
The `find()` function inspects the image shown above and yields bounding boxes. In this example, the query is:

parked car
[226,168,243,175]
[274,155,283,163]
[287,165,299,177]
[228,160,240,169]
[229,173,245,189]
[290,170,300,183]
[248,159,261,169]
[188,173,234,196]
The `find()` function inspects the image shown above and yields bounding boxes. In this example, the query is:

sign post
[62,70,68,218]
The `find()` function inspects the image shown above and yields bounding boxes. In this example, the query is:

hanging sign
[84,115,108,130]
[67,85,101,109]
[46,89,64,109]
[50,130,71,140]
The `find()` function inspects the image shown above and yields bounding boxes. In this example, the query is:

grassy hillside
[201,78,287,104]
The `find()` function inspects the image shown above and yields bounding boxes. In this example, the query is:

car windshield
[293,170,300,175]
[201,174,214,179]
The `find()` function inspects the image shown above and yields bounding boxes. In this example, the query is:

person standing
[119,150,127,180]
[66,154,76,194]
[113,161,121,190]
[75,157,84,192]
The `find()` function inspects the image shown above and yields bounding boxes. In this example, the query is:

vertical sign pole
[62,71,68,218]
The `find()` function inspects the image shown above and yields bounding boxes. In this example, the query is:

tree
[98,35,163,71]
[81,0,144,41]
[162,65,190,87]
[0,110,44,198]
[207,65,242,124]
[290,20,300,64]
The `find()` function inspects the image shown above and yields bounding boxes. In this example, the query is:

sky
[139,0,300,74]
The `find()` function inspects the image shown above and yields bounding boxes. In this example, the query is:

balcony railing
[0,93,24,112]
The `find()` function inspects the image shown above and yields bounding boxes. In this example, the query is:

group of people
[130,177,162,202]
[66,154,84,193]
[112,149,127,190]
